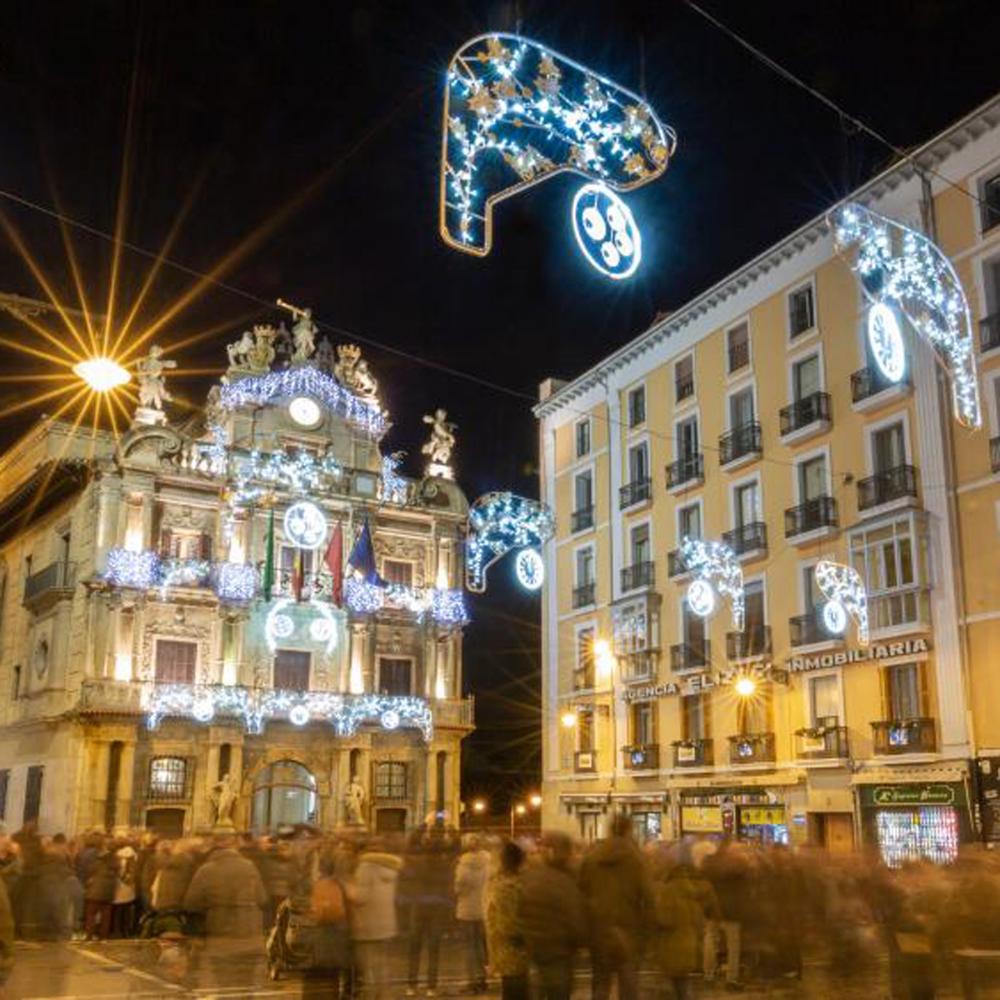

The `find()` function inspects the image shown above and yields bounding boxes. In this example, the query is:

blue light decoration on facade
[465,491,555,593]
[105,549,161,590]
[229,446,343,508]
[571,183,642,279]
[679,537,745,631]
[380,453,409,505]
[343,576,469,626]
[212,562,258,603]
[831,202,982,429]
[218,365,387,436]
[106,548,260,603]
[440,33,676,277]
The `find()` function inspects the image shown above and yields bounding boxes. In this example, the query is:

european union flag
[347,517,385,585]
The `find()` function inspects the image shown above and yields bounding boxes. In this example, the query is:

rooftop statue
[277,298,318,363]
[226,324,277,375]
[334,343,378,402]
[422,407,456,477]
[134,345,177,424]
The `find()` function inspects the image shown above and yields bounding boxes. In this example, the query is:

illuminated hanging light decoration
[514,547,545,590]
[679,537,745,631]
[831,202,981,429]
[440,33,676,277]
[212,562,258,603]
[283,500,328,549]
[380,453,409,505]
[465,491,556,593]
[105,549,161,590]
[218,366,386,436]
[814,560,869,645]
[342,576,469,626]
[228,445,343,508]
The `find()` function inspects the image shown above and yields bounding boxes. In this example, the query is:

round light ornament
[380,709,401,731]
[309,617,335,644]
[271,614,294,639]
[867,303,906,383]
[284,500,327,549]
[514,547,544,591]
[289,704,311,727]
[571,183,642,280]
[193,699,215,723]
[686,578,717,618]
[822,599,848,636]
[288,396,322,428]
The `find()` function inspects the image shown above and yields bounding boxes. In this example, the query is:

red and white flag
[325,521,344,606]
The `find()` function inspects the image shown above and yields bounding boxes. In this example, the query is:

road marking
[75,945,186,993]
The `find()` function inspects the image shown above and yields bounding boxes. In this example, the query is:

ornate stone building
[0,308,473,836]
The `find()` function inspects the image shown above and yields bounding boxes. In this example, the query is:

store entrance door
[251,760,318,833]
[376,808,406,833]
[146,808,185,839]
[813,812,854,853]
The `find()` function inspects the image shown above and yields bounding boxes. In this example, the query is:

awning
[672,769,806,791]
[851,761,969,785]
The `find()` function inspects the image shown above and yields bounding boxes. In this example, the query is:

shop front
[857,780,971,866]
[677,788,790,844]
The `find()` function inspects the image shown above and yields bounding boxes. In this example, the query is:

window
[727,323,750,372]
[738,687,770,735]
[575,419,592,458]
[378,658,412,696]
[792,354,821,400]
[382,560,413,587]
[577,708,594,752]
[375,761,408,799]
[154,640,197,684]
[162,530,211,561]
[11,665,20,701]
[981,171,1000,233]
[872,422,906,473]
[575,548,595,588]
[885,662,924,720]
[682,694,707,741]
[675,355,694,402]
[23,765,43,824]
[682,602,706,652]
[745,580,765,634]
[274,649,310,691]
[984,256,1000,320]
[850,517,922,629]
[677,416,699,461]
[729,386,754,429]
[789,283,815,337]
[0,770,8,820]
[631,701,655,746]
[574,470,594,513]
[627,386,646,428]
[809,674,840,726]
[576,628,595,689]
[802,564,824,612]
[798,454,827,501]
[628,442,649,484]
[280,546,314,574]
[630,523,650,565]
[148,757,189,800]
[678,503,701,541]
[734,481,760,529]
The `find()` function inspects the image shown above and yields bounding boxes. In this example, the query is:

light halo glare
[74,357,131,393]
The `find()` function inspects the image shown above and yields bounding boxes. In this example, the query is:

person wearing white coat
[454,837,491,993]
[348,847,403,1000]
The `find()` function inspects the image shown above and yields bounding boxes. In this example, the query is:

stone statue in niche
[211,771,240,829]
[344,774,367,826]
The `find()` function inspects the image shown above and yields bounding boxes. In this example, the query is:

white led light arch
[465,491,555,593]
[814,560,869,645]
[679,537,744,631]
[571,184,642,280]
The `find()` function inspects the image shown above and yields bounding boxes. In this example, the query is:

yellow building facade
[535,94,1000,863]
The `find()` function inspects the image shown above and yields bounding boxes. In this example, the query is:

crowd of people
[1,816,1000,998]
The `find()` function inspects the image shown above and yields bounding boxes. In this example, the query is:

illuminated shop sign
[786,637,930,673]
[860,783,961,808]
[621,663,775,702]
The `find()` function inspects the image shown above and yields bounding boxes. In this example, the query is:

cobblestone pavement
[7,940,1000,1000]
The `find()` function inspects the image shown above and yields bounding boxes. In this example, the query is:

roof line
[534,90,1000,419]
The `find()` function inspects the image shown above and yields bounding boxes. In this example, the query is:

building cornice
[534,91,1000,421]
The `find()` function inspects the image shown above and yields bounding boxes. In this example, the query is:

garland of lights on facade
[814,560,869,645]
[831,202,981,429]
[465,491,555,593]
[679,537,745,631]
[440,33,676,278]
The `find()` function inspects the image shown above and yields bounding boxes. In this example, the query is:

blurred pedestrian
[485,841,529,1000]
[701,840,748,987]
[310,853,350,997]
[83,839,117,940]
[402,829,455,997]
[455,834,490,993]
[348,839,403,1000]
[0,878,13,998]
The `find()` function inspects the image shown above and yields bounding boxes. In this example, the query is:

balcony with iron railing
[729,732,775,765]
[779,391,831,442]
[572,582,596,609]
[789,609,842,648]
[726,626,772,661]
[785,496,838,540]
[673,738,713,768]
[850,366,911,410]
[623,744,659,771]
[619,478,652,509]
[795,724,849,761]
[991,436,1000,474]
[980,312,1000,354]
[871,718,937,755]
[719,421,762,468]
[670,641,710,673]
[23,560,76,612]
[621,561,655,592]
[667,549,690,579]
[665,454,704,492]
[857,464,919,512]
[722,521,767,559]
[571,505,595,532]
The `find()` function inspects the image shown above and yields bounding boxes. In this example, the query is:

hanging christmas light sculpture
[440,33,676,277]
[831,202,981,429]
[814,560,869,645]
[679,537,745,631]
[465,491,555,593]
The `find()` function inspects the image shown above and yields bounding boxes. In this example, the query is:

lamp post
[509,802,527,838]
[471,797,487,828]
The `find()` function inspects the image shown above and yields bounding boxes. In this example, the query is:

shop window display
[876,806,959,867]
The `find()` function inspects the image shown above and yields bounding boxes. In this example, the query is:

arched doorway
[251,760,318,832]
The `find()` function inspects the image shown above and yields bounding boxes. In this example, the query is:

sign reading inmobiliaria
[785,637,930,673]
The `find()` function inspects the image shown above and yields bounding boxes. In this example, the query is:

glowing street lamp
[735,676,757,698]
[561,709,579,729]
[529,792,543,809]
[74,357,131,393]
[472,798,487,814]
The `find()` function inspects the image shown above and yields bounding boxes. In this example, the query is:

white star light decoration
[814,560,869,645]
[440,33,676,278]
[831,202,981,429]
[465,491,555,593]
[679,537,745,631]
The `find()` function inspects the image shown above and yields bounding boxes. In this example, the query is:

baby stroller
[265,897,349,982]
[137,908,198,978]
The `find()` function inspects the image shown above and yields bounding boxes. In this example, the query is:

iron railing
[851,366,910,403]
[726,626,771,660]
[572,582,596,609]
[871,718,936,755]
[621,561,655,592]
[719,421,762,465]
[23,561,76,608]
[619,479,652,509]
[857,465,918,510]
[571,506,595,532]
[623,744,659,770]
[785,496,838,537]
[665,454,704,490]
[789,610,839,647]
[673,739,713,767]
[670,641,711,672]
[780,391,831,435]
[980,312,1000,353]
[795,725,849,760]
[729,732,776,765]
[722,521,767,556]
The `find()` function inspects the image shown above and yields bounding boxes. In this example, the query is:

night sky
[0,0,997,807]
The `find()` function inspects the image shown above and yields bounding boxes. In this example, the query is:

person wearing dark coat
[402,829,456,996]
[652,863,718,1000]
[578,814,654,1000]
[518,833,587,1000]
[83,842,117,941]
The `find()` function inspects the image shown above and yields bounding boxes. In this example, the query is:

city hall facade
[536,93,1000,864]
